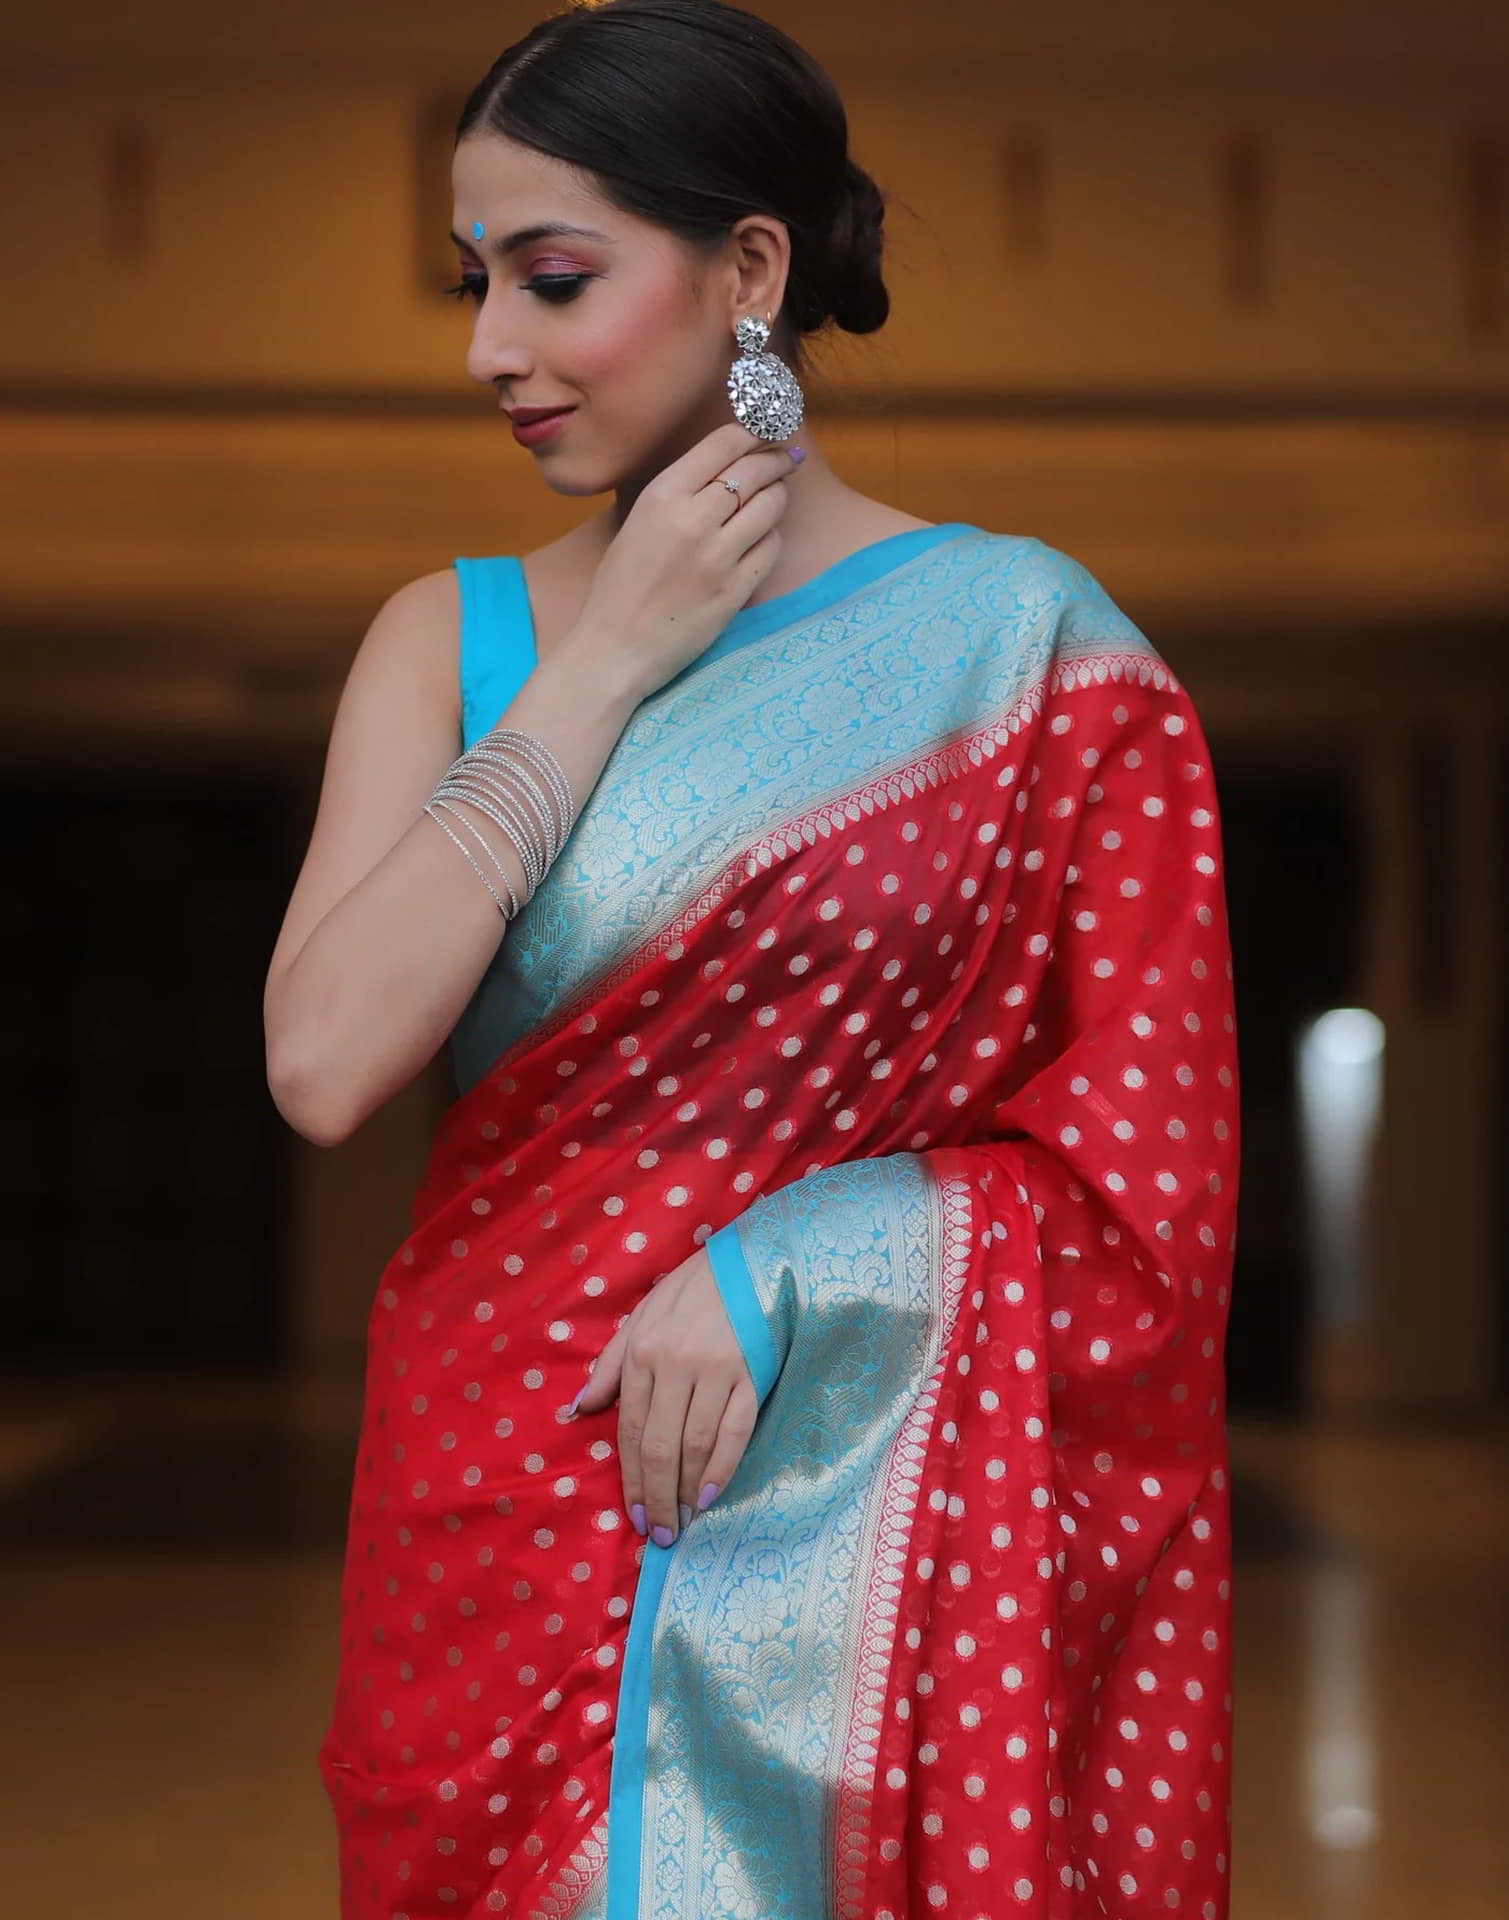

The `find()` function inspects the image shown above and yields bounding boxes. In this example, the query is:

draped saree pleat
[319,527,1239,1920]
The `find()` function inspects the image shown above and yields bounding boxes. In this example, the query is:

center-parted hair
[455,0,890,376]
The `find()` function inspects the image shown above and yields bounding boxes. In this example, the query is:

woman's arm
[263,568,641,1147]
[267,425,801,1146]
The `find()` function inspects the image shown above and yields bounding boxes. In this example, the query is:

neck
[595,427,862,601]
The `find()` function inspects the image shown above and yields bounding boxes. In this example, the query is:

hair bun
[829,158,890,336]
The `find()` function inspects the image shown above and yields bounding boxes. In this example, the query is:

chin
[531,437,662,499]
[536,464,614,499]
[516,441,610,497]
[522,409,704,498]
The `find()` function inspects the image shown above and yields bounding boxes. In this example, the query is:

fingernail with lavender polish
[787,446,806,463]
[651,1524,675,1549]
[678,1503,693,1531]
[630,1502,647,1536]
[565,1384,587,1418]
[696,1481,721,1511]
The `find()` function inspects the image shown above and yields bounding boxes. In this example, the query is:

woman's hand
[563,422,802,708]
[566,1247,758,1546]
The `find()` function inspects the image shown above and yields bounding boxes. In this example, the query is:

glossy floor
[1,1376,1505,1919]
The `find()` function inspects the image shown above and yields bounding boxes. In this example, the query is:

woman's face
[450,133,756,497]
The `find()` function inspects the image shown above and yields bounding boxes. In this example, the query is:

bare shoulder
[869,509,937,536]
[368,565,460,649]
[350,565,461,709]
[385,565,461,616]
[840,492,937,539]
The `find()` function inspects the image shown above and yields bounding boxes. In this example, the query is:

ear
[726,212,790,329]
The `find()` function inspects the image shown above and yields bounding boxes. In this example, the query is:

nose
[464,301,534,391]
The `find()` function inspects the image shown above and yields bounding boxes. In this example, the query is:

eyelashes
[443,272,592,306]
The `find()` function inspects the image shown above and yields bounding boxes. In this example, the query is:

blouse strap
[453,555,537,750]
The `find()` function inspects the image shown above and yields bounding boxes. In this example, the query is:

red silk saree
[319,525,1239,1920]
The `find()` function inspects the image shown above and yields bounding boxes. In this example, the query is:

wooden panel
[1,81,1507,393]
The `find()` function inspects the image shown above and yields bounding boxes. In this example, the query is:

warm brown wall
[3,78,1506,394]
[3,1,1504,1405]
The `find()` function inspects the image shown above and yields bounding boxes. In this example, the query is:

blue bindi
[471,220,485,242]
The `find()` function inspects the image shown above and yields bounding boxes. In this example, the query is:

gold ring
[719,477,741,503]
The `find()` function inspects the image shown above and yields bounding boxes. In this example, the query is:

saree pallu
[319,528,1240,1920]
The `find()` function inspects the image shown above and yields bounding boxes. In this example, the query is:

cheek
[570,275,703,390]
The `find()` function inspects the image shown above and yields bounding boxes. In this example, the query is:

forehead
[451,132,611,222]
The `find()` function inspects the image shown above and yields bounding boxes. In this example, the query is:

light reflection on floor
[1,1377,1505,1919]
[1230,1415,1509,1920]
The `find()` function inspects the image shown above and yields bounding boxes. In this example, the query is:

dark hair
[455,0,889,377]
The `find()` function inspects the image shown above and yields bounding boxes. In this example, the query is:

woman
[264,4,1238,1916]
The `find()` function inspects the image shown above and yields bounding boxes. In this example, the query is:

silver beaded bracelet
[422,725,576,922]
[458,748,551,884]
[491,730,574,859]
[424,801,518,918]
[441,766,544,896]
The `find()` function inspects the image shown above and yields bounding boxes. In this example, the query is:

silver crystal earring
[727,312,805,441]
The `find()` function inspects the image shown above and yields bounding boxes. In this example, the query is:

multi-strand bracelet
[422,726,577,922]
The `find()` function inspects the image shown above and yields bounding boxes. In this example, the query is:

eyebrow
[449,221,616,258]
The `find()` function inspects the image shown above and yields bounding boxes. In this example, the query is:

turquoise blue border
[703,1222,781,1401]
[457,523,981,743]
[603,1530,674,1920]
[664,521,978,686]
[604,1216,774,1920]
[603,1155,946,1919]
